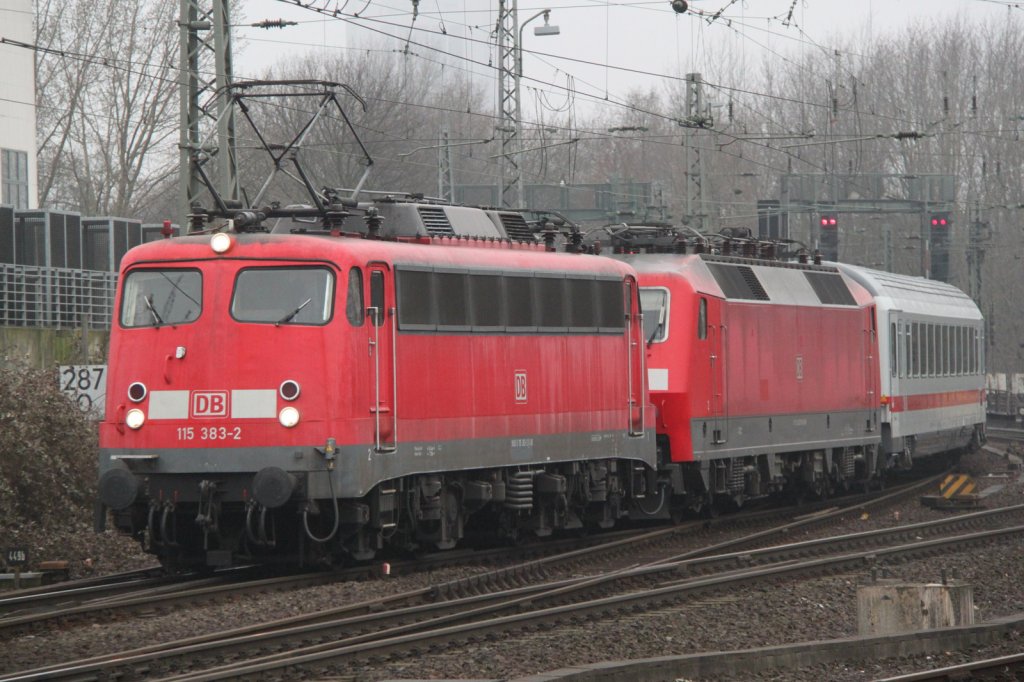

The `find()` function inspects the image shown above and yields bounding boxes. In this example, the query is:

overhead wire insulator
[250,19,298,29]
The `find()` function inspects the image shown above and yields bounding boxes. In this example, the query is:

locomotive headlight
[210,232,233,254]
[278,406,300,428]
[125,409,146,430]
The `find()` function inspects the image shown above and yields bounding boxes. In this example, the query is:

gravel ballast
[4,450,1022,680]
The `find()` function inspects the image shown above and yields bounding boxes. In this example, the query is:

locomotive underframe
[101,454,665,569]
[99,431,927,570]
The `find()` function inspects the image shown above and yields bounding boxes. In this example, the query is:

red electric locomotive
[621,249,884,511]
[96,203,657,569]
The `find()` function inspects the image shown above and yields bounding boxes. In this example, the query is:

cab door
[708,300,727,444]
[625,277,645,436]
[367,264,396,451]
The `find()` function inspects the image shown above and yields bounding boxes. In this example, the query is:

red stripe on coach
[889,389,984,413]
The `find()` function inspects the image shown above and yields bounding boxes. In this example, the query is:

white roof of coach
[834,263,982,321]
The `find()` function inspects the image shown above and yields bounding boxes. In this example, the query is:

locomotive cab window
[231,267,334,325]
[346,268,364,326]
[121,268,202,328]
[698,297,707,340]
[638,287,669,343]
[370,270,386,327]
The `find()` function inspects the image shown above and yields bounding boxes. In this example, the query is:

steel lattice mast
[495,0,520,208]
[179,0,238,227]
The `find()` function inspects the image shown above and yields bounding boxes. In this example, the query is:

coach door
[864,306,877,432]
[626,277,645,436]
[368,264,396,451]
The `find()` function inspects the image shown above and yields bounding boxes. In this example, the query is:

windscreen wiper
[143,295,164,326]
[276,298,312,326]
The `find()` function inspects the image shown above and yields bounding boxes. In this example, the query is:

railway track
[150,513,1024,682]
[0,470,983,682]
[984,424,1024,444]
[0,470,934,635]
[876,652,1024,681]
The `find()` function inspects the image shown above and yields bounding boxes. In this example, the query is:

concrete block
[857,580,974,636]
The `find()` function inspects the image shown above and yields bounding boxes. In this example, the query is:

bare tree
[35,0,178,219]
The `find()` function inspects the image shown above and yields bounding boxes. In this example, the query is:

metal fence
[0,263,117,329]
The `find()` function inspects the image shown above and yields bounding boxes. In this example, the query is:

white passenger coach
[836,264,986,466]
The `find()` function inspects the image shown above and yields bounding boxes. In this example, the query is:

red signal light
[930,214,950,228]
[820,215,838,228]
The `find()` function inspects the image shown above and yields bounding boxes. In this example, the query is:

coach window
[929,321,937,374]
[121,268,202,328]
[958,327,966,374]
[913,319,921,374]
[346,268,364,326]
[972,328,980,374]
[940,326,948,376]
[949,326,955,375]
[961,327,968,375]
[952,326,959,375]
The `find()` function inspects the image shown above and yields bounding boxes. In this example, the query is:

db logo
[191,391,229,418]
[514,371,528,404]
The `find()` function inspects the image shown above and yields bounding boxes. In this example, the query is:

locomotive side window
[346,268,364,326]
[638,287,669,343]
[397,268,435,329]
[436,272,469,330]
[470,274,503,329]
[537,276,568,331]
[568,279,598,331]
[505,275,535,330]
[596,279,625,332]
[394,265,624,334]
[121,268,202,328]
[232,267,334,325]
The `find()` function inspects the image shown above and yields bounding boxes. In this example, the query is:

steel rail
[875,651,1024,681]
[2,473,995,682]
[149,523,1024,682]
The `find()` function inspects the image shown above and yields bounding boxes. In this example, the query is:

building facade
[0,0,37,209]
